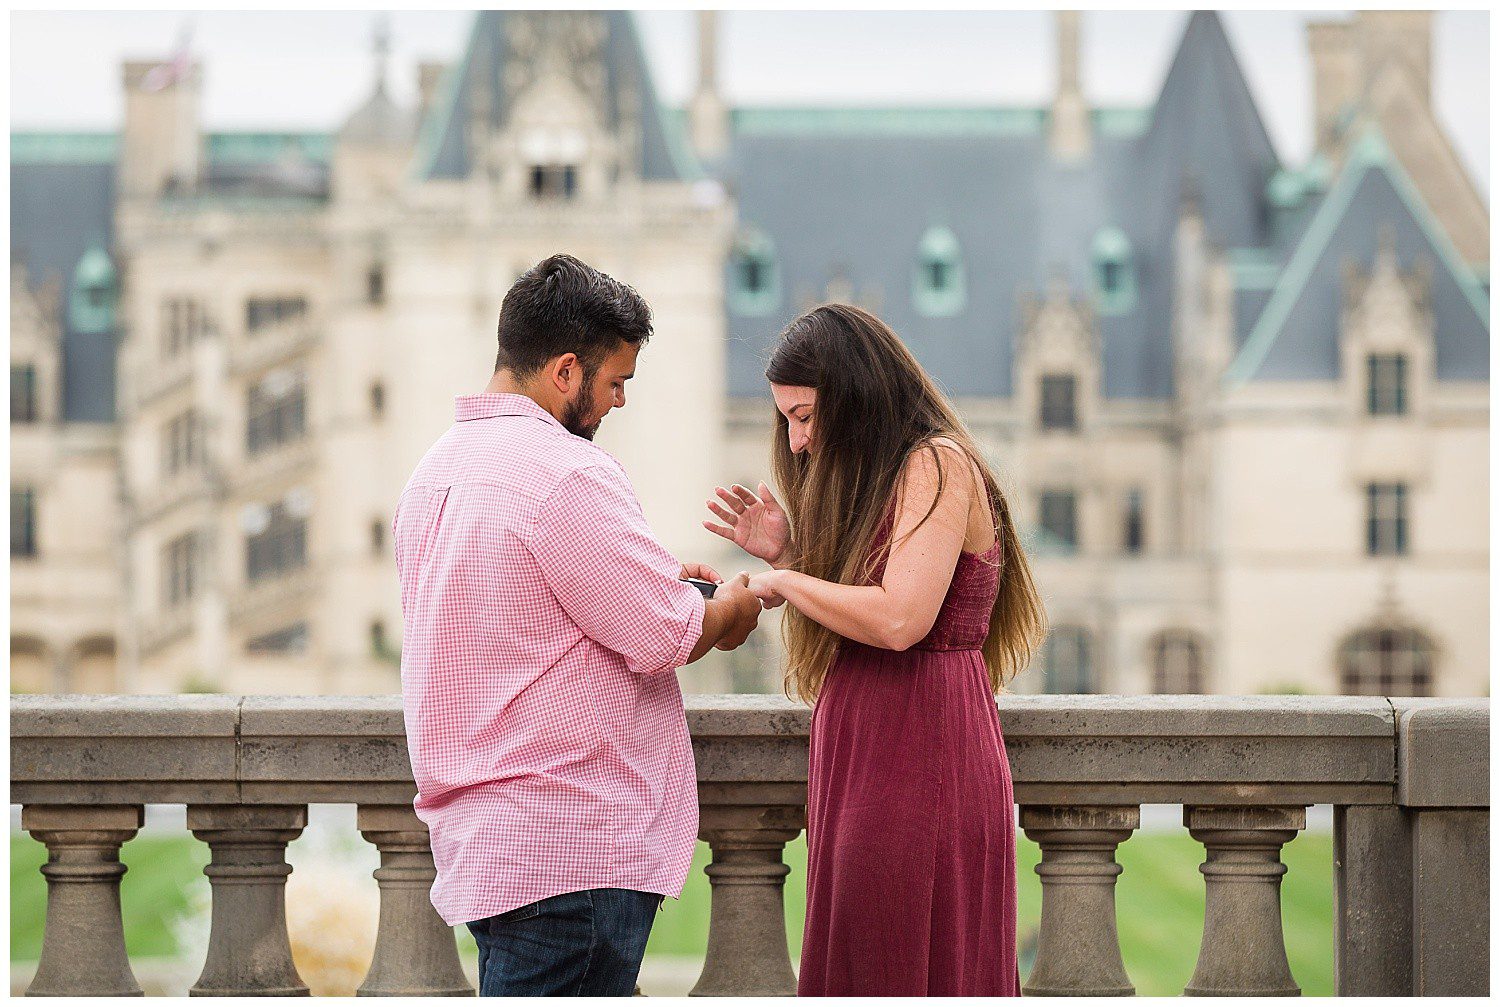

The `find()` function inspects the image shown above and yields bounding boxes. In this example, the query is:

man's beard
[560,373,602,440]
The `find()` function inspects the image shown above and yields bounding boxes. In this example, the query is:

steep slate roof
[415,11,694,182]
[11,153,118,422]
[1226,129,1490,386]
[722,11,1283,401]
[11,132,332,421]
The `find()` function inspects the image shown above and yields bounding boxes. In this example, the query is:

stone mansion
[9,11,1488,697]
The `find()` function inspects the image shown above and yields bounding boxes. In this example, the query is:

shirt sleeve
[530,463,706,675]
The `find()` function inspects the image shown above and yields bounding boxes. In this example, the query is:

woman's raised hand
[704,481,791,567]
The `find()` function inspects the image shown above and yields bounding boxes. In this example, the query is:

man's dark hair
[494,253,653,378]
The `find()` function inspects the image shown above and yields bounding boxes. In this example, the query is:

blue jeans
[465,888,663,996]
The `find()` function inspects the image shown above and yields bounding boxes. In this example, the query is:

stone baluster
[1020,805,1138,996]
[690,804,805,997]
[1184,805,1306,996]
[355,805,473,996]
[23,804,145,997]
[187,804,309,997]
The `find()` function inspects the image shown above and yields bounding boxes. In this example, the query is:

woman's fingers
[702,520,736,541]
[731,484,760,507]
[714,486,747,514]
[757,481,782,511]
[707,500,739,526]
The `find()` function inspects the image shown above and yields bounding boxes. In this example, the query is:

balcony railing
[10,694,1489,997]
[131,352,196,411]
[230,317,320,378]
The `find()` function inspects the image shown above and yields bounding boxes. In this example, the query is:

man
[393,253,761,996]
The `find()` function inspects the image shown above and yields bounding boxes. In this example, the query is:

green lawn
[14,829,1333,995]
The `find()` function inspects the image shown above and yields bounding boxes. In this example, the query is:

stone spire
[372,13,391,97]
[689,11,729,163]
[337,14,413,148]
[1049,11,1091,162]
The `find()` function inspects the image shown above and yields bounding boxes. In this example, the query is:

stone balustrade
[10,693,1489,997]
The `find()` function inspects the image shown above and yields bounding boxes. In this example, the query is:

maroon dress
[797,510,1021,997]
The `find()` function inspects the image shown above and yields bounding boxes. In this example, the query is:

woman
[703,304,1046,996]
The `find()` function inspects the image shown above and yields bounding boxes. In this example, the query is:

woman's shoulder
[902,436,977,490]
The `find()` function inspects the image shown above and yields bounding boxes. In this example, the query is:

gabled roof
[1225,128,1489,387]
[413,11,695,182]
[1137,11,1280,250]
[722,12,1279,402]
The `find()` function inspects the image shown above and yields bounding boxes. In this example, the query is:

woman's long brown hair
[766,303,1046,703]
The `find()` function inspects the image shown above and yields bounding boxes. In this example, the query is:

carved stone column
[1020,805,1138,996]
[355,805,473,996]
[23,804,145,997]
[187,804,309,996]
[1184,805,1306,996]
[690,804,805,997]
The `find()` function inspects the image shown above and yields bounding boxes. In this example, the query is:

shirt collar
[454,392,563,428]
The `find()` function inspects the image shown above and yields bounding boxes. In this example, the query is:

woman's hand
[746,570,788,609]
[703,482,792,567]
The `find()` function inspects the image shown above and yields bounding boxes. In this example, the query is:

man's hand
[679,562,724,585]
[710,572,761,651]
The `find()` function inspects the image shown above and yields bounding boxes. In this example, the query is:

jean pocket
[491,899,543,925]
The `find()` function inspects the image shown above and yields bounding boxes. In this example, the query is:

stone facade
[8,11,1489,697]
[10,264,121,693]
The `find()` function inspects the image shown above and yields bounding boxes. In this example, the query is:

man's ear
[548,353,580,395]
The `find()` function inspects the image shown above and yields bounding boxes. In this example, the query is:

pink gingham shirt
[393,392,705,926]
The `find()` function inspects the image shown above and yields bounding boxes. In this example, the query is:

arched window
[1338,625,1435,697]
[1150,630,1206,694]
[1091,226,1137,315]
[913,226,966,317]
[729,230,779,316]
[1042,626,1094,694]
[11,636,51,694]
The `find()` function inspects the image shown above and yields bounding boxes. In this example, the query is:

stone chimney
[1049,11,1091,162]
[120,55,203,199]
[1309,12,1432,157]
[417,61,447,124]
[1357,11,1432,103]
[1307,19,1359,155]
[688,11,729,163]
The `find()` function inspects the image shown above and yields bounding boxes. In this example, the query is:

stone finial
[690,11,729,162]
[1049,11,1092,162]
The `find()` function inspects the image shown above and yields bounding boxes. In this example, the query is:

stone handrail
[10,694,1489,996]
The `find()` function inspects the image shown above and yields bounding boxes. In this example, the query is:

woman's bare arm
[753,442,973,650]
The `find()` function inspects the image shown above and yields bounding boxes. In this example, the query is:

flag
[143,23,193,92]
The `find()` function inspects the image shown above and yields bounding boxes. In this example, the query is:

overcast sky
[9,10,1489,192]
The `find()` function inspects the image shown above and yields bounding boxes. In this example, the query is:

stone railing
[10,694,1489,997]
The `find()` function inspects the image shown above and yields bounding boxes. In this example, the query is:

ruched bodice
[860,504,1001,652]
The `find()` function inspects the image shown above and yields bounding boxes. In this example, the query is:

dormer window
[11,365,38,423]
[913,226,965,317]
[1039,373,1077,431]
[1091,226,1137,315]
[70,245,118,335]
[530,165,577,200]
[1366,353,1408,416]
[729,229,779,316]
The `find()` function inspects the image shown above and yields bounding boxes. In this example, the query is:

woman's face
[771,384,817,455]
